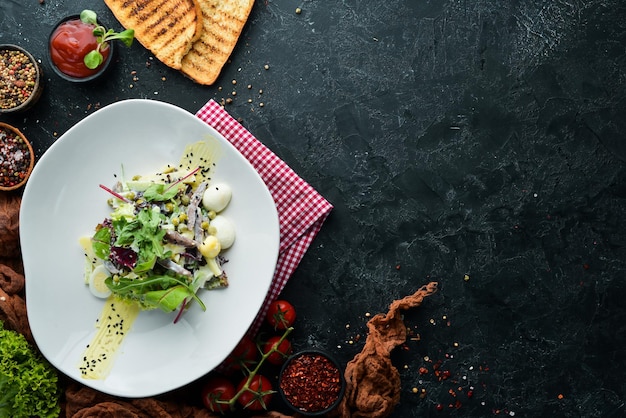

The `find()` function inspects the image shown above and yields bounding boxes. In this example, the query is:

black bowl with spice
[278,349,346,416]
[0,44,44,114]
[0,122,35,192]
[48,14,117,83]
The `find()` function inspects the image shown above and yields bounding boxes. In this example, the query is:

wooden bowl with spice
[278,349,346,416]
[0,122,35,191]
[0,44,44,114]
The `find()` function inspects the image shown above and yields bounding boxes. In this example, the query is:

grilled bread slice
[180,0,255,85]
[104,0,203,70]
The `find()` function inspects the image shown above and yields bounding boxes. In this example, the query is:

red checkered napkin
[196,100,333,334]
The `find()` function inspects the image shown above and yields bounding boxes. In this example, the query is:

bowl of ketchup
[48,15,116,82]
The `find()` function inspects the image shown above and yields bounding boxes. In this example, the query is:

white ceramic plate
[20,99,279,397]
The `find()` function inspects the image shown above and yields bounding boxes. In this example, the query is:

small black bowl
[0,44,44,114]
[278,349,346,416]
[48,14,116,83]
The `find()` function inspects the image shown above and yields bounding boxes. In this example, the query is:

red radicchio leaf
[110,246,138,269]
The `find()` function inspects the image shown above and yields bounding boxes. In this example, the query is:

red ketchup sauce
[50,19,110,78]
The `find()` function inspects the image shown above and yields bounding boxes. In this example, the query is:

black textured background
[2,0,626,416]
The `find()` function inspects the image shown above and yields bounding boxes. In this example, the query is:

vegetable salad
[81,141,235,321]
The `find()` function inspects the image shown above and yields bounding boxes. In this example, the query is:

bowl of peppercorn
[0,122,35,191]
[0,44,44,114]
[278,349,346,416]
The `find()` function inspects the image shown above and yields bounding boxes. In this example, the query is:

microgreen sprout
[79,9,134,70]
[99,184,131,203]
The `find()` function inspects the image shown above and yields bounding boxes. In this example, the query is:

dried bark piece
[0,193,21,257]
[335,282,438,418]
[0,263,31,343]
[0,263,24,294]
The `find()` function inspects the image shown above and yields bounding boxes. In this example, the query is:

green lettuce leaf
[143,183,180,202]
[92,226,111,260]
[0,321,60,418]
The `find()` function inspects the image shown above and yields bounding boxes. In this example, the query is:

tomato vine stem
[219,326,294,411]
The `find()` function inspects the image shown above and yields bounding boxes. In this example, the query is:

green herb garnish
[80,9,134,70]
[114,207,167,273]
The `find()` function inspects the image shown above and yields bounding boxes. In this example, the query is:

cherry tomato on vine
[263,336,293,365]
[266,300,296,330]
[224,334,258,371]
[201,376,236,413]
[236,374,273,411]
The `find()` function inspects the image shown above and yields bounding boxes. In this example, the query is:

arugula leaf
[106,275,206,312]
[143,286,194,312]
[106,275,178,296]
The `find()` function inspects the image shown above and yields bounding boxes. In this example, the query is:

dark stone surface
[2,0,626,416]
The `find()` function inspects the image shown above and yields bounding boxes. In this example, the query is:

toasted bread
[180,0,255,85]
[104,0,203,70]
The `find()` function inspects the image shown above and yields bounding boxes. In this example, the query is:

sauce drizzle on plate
[78,297,140,380]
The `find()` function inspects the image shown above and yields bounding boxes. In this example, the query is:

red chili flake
[436,403,443,411]
[280,353,342,413]
[419,367,429,375]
